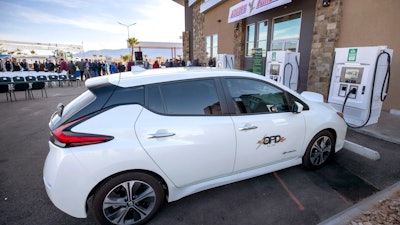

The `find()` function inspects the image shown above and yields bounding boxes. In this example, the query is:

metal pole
[117,22,136,39]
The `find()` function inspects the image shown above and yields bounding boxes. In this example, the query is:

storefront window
[206,36,211,58]
[246,24,255,57]
[206,34,218,58]
[212,34,218,58]
[257,20,268,57]
[272,12,301,51]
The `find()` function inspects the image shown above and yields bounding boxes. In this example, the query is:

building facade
[174,0,399,112]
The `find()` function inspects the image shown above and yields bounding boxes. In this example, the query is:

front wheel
[302,130,335,170]
[92,172,165,225]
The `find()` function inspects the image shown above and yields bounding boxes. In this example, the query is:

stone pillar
[308,0,343,99]
[192,1,206,65]
[233,20,245,70]
[182,31,190,62]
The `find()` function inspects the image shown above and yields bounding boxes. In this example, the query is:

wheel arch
[85,169,169,213]
[302,128,338,170]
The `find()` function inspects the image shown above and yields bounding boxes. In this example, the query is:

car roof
[86,67,266,88]
[84,67,311,104]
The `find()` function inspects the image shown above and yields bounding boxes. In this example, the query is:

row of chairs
[0,74,81,101]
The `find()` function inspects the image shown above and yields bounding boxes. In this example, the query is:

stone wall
[307,0,343,99]
[233,20,245,70]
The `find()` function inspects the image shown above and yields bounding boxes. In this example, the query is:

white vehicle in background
[43,67,347,225]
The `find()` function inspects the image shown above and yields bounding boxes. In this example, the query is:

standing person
[60,59,68,73]
[186,59,192,67]
[48,60,55,72]
[39,61,45,71]
[77,59,85,80]
[11,58,21,72]
[33,60,40,72]
[44,58,50,71]
[4,58,12,71]
[68,61,76,77]
[208,57,214,67]
[127,60,134,71]
[91,59,99,77]
[152,60,160,69]
[110,62,117,74]
[144,59,150,69]
[0,59,4,72]
[20,59,29,71]
[117,62,125,72]
[103,61,109,75]
[164,59,169,68]
[84,59,90,79]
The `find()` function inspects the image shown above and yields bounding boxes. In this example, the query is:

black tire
[302,130,335,170]
[92,172,165,225]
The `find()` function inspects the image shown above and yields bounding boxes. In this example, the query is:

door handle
[148,132,176,139]
[239,125,258,131]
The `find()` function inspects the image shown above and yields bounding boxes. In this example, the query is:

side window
[225,78,290,114]
[148,79,222,116]
[104,86,144,108]
[147,85,165,113]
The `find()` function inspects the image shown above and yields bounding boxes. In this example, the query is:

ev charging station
[265,51,300,91]
[216,54,235,69]
[328,46,393,127]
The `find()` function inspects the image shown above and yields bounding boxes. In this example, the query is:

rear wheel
[302,130,335,169]
[92,172,164,225]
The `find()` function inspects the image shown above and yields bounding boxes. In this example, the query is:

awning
[228,0,292,23]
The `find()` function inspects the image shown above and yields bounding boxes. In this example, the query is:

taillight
[51,117,113,147]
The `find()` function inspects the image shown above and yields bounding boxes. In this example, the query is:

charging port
[349,86,358,99]
[339,84,347,97]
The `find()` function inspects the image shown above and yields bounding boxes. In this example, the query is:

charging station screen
[270,64,280,75]
[340,67,363,84]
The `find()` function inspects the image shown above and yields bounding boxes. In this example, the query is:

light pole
[117,22,136,39]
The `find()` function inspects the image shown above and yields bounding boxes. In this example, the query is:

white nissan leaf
[43,67,347,225]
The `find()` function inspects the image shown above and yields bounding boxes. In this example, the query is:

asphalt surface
[0,82,399,225]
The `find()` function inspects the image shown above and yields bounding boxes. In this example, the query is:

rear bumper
[43,141,90,218]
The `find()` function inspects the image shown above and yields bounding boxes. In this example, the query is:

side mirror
[293,101,304,114]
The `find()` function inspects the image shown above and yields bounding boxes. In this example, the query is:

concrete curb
[343,140,381,161]
[317,181,400,225]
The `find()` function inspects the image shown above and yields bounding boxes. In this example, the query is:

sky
[0,0,184,51]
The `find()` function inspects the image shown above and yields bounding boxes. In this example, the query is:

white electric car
[43,67,347,225]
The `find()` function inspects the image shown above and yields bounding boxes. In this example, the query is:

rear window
[61,90,96,121]
[49,90,96,130]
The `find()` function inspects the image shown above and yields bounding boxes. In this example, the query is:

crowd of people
[0,56,206,81]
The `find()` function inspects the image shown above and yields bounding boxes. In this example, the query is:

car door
[222,78,306,172]
[135,79,236,187]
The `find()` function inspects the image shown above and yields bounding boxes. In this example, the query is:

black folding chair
[47,74,59,88]
[67,74,81,86]
[0,77,13,102]
[12,76,30,101]
[35,75,48,98]
[58,74,68,87]
[26,75,47,99]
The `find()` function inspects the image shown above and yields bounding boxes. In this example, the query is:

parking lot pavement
[0,83,399,225]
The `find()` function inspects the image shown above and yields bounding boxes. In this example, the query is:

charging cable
[283,62,293,89]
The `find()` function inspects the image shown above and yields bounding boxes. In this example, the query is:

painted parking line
[273,171,305,211]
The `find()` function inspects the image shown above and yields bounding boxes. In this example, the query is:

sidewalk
[318,110,400,225]
[352,110,400,145]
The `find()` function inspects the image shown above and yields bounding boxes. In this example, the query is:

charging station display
[216,54,235,69]
[265,51,300,91]
[328,46,393,127]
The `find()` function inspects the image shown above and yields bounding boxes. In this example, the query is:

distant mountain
[74,48,183,61]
